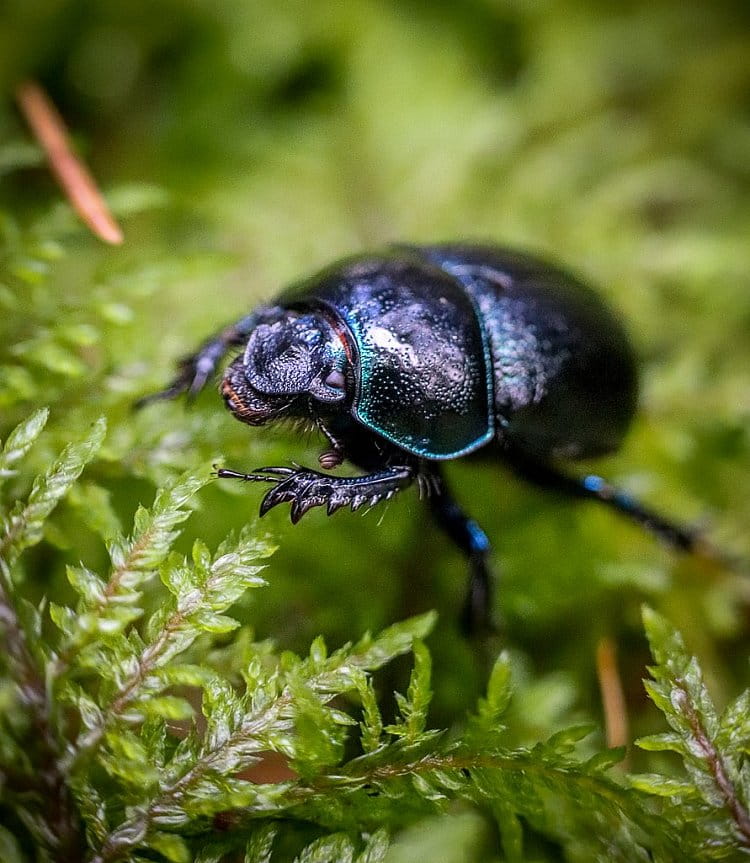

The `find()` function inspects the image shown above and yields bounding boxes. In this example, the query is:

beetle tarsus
[216,467,282,483]
[134,373,192,409]
[136,346,221,408]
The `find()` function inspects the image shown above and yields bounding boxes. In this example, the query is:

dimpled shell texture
[416,244,638,460]
[285,254,494,458]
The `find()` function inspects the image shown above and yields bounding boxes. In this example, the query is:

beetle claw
[326,498,341,516]
[259,477,301,515]
[290,493,325,523]
[259,489,283,516]
[249,466,332,521]
[350,494,366,512]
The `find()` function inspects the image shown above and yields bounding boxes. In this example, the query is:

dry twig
[15,80,124,245]
[596,635,629,754]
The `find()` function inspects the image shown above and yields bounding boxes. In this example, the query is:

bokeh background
[1,0,749,743]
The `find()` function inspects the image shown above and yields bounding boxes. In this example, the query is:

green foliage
[1,411,106,567]
[633,608,750,857]
[1,411,749,861]
[1,0,749,860]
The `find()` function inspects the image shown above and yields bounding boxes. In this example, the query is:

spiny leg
[427,466,495,634]
[136,309,279,407]
[504,448,729,564]
[217,464,416,523]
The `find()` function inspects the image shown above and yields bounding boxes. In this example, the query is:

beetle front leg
[217,464,416,523]
[426,466,496,635]
[136,308,282,407]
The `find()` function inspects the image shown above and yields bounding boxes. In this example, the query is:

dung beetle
[141,243,718,631]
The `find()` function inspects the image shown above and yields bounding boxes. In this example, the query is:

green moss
[0,1,748,859]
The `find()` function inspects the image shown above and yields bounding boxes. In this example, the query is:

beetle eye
[324,370,345,390]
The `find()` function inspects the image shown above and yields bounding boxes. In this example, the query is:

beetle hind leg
[504,449,736,569]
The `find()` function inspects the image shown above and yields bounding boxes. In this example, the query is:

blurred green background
[1,0,749,742]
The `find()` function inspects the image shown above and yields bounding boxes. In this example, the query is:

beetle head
[221,311,348,426]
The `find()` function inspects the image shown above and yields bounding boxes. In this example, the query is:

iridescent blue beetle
[143,244,715,631]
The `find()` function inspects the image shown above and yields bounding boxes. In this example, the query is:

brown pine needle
[15,80,124,245]
[596,635,630,755]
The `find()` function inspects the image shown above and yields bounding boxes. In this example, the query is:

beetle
[141,243,715,631]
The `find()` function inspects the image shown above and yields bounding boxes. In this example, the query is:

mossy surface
[0,2,749,860]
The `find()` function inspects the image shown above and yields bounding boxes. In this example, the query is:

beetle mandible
[141,243,716,631]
